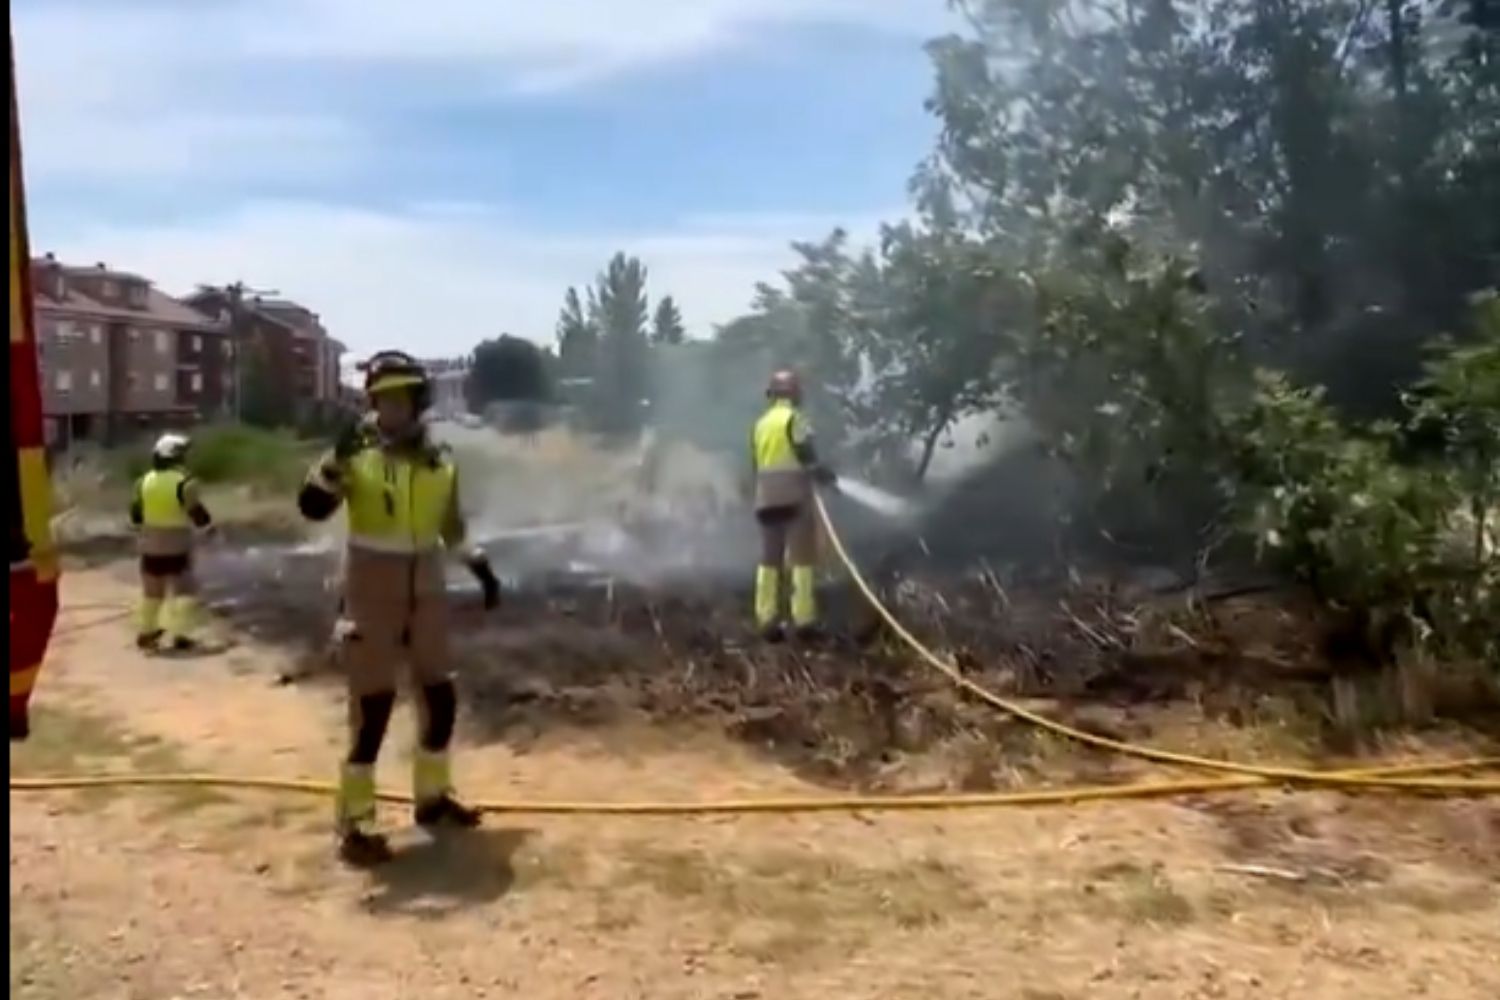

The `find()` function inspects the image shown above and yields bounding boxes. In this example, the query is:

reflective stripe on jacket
[343,445,461,554]
[752,401,811,511]
[135,468,194,556]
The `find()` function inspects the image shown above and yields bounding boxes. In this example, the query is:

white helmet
[152,433,191,463]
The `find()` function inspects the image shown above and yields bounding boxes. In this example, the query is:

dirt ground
[10,565,1500,1000]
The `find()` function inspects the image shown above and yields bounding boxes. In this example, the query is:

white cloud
[13,2,927,359]
[22,112,365,184]
[241,0,948,91]
[37,200,894,357]
[13,0,949,183]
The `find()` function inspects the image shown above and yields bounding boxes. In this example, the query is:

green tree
[466,334,553,411]
[556,286,598,379]
[587,253,652,435]
[652,295,687,345]
[924,0,1499,415]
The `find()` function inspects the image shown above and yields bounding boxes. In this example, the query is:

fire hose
[9,499,1498,812]
[811,492,1498,795]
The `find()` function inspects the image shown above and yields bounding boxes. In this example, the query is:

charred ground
[190,506,1500,794]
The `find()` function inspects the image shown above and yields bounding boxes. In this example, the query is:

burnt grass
[198,545,1499,791]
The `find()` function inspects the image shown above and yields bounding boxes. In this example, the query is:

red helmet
[766,369,802,402]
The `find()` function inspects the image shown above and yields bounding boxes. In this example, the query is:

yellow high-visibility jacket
[752,400,813,511]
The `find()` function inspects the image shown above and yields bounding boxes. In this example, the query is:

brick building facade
[31,256,233,447]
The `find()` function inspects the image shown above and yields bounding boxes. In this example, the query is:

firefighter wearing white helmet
[129,432,215,651]
[749,368,836,641]
[298,350,501,866]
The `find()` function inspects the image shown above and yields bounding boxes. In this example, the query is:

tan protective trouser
[338,547,452,696]
[758,504,818,566]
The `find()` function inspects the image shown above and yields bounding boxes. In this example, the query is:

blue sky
[14,0,953,356]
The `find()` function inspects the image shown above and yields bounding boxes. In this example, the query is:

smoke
[436,421,761,588]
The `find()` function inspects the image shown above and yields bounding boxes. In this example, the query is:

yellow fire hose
[6,757,1491,814]
[8,500,1497,814]
[812,493,1499,795]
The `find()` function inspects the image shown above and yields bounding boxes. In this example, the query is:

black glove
[468,555,501,611]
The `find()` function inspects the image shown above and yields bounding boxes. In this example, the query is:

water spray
[833,477,916,520]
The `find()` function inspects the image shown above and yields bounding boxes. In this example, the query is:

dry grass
[609,840,986,963]
[9,914,102,1000]
[10,706,233,819]
[1081,860,1197,927]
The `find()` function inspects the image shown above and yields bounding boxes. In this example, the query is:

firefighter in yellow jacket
[130,433,214,652]
[751,369,835,641]
[298,351,501,866]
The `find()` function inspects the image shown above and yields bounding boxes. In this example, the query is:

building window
[127,372,140,390]
[90,370,102,389]
[91,325,103,345]
[190,372,203,393]
[101,279,119,299]
[192,334,202,351]
[223,340,235,358]
[129,327,139,341]
[155,330,169,355]
[56,370,73,392]
[154,373,169,392]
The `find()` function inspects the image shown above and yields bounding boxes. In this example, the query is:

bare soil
[10,565,1500,1000]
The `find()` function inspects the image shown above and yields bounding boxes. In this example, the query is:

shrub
[114,424,316,494]
[1230,304,1499,669]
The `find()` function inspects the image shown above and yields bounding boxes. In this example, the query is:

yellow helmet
[360,351,431,410]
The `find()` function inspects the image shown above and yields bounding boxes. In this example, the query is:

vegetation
[466,334,554,411]
[534,4,1498,669]
[551,252,691,436]
[652,296,687,346]
[112,423,314,494]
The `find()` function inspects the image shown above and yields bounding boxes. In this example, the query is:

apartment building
[185,288,346,421]
[31,256,234,447]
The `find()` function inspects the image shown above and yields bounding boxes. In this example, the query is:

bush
[1231,313,1499,670]
[115,424,316,495]
[1021,247,1497,671]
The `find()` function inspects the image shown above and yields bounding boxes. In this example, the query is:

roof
[32,258,226,333]
[60,262,147,283]
[256,300,326,340]
[183,288,301,335]
[184,288,338,343]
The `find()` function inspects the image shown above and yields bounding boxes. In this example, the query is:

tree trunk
[914,412,953,483]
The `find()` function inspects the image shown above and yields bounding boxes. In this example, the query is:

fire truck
[9,36,59,740]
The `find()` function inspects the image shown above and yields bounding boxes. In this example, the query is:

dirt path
[11,567,1500,999]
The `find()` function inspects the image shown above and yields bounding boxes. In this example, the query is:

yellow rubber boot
[413,750,481,828]
[335,762,391,865]
[790,565,818,629]
[163,595,201,651]
[755,565,783,639]
[414,749,452,804]
[136,597,164,649]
